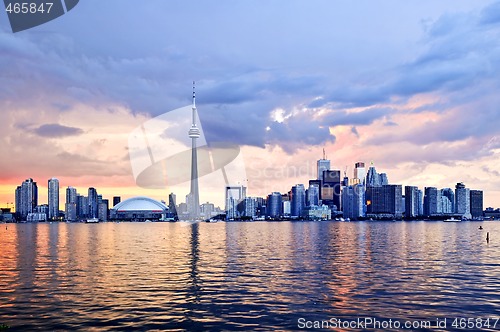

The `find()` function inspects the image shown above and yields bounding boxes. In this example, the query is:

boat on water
[86,218,99,223]
[444,217,461,222]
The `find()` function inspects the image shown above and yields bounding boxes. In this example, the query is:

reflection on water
[0,221,499,330]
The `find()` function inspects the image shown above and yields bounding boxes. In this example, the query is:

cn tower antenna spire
[192,80,196,109]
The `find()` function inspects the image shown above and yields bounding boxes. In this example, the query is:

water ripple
[0,221,499,330]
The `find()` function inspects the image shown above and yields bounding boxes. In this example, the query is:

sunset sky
[1,1,500,209]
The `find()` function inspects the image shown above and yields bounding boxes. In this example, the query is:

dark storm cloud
[34,124,84,138]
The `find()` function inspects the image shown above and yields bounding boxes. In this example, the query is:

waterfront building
[307,183,320,206]
[110,196,168,221]
[226,196,238,219]
[201,202,215,220]
[354,162,366,186]
[177,203,188,217]
[65,187,77,221]
[15,186,21,218]
[27,212,47,222]
[66,187,77,205]
[455,182,472,219]
[404,186,420,218]
[417,189,424,216]
[88,188,98,218]
[283,200,291,216]
[36,204,49,216]
[322,170,341,211]
[309,179,322,200]
[225,185,246,219]
[98,199,109,221]
[303,204,331,220]
[113,196,121,207]
[470,190,483,219]
[441,188,455,213]
[65,202,77,221]
[366,184,403,218]
[254,197,266,217]
[15,178,38,220]
[266,192,282,218]
[440,192,453,214]
[168,193,177,216]
[76,194,88,218]
[241,197,256,218]
[342,184,365,220]
[423,187,441,216]
[48,178,59,220]
[291,184,306,217]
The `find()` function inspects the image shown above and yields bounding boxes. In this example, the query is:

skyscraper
[242,197,256,218]
[405,186,420,218]
[441,188,455,213]
[455,182,471,219]
[266,192,282,218]
[66,187,77,204]
[307,182,320,206]
[76,194,88,218]
[366,185,403,218]
[354,162,366,186]
[88,187,98,218]
[225,185,246,219]
[291,184,306,218]
[423,187,440,216]
[98,199,109,221]
[440,191,453,214]
[168,193,177,217]
[65,186,77,221]
[15,186,21,217]
[366,163,381,187]
[322,170,341,210]
[16,178,38,220]
[188,82,201,219]
[470,190,483,219]
[379,173,389,186]
[342,184,365,220]
[317,150,330,180]
[48,178,59,220]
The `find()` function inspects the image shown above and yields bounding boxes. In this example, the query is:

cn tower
[188,82,200,219]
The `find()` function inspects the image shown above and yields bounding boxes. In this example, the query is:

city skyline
[1,1,500,208]
[5,156,487,216]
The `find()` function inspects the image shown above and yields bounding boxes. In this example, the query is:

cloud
[323,107,394,127]
[33,124,84,138]
[479,1,500,25]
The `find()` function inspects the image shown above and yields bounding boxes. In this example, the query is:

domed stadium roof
[112,196,167,211]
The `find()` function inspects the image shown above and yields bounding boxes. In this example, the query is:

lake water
[1,221,499,331]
